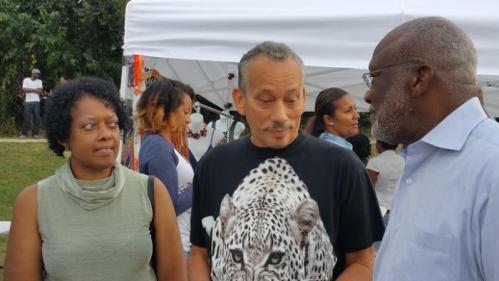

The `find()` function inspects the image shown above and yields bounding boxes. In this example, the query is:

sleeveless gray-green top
[37,161,156,281]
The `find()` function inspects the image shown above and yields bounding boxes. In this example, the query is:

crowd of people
[4,16,499,281]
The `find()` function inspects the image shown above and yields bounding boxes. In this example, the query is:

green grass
[0,142,65,279]
[0,143,65,219]
[0,236,6,278]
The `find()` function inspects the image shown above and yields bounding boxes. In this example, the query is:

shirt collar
[420,97,487,151]
[319,132,353,150]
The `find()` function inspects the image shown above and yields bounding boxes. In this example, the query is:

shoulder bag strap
[147,176,157,275]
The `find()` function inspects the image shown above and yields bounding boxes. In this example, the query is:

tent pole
[194,102,233,119]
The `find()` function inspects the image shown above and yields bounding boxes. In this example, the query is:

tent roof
[124,0,499,115]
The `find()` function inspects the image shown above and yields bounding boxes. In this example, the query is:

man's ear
[410,65,434,98]
[232,87,246,116]
[301,87,307,107]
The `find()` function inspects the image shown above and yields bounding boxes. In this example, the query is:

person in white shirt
[20,68,43,139]
[366,140,405,220]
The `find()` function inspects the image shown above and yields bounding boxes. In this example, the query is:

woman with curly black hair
[4,77,187,281]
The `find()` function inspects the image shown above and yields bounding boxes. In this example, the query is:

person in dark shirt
[188,41,384,281]
[347,133,372,165]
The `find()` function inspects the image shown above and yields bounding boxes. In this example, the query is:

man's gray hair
[390,17,479,96]
[238,41,304,93]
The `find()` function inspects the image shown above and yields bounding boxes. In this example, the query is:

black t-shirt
[191,133,384,279]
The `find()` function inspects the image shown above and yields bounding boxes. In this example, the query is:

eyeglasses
[362,61,418,88]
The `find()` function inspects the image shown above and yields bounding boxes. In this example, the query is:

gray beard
[371,119,396,144]
[370,80,413,144]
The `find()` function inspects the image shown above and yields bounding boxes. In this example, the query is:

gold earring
[63,145,71,159]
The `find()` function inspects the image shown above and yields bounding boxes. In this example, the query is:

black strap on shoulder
[147,176,157,275]
[147,175,155,210]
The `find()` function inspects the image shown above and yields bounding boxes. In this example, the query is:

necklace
[188,124,207,139]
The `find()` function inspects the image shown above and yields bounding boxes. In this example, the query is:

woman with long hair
[136,78,194,256]
[305,87,360,150]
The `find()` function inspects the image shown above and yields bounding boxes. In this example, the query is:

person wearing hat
[20,68,43,138]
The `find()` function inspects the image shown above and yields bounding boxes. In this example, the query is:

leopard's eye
[230,249,244,264]
[265,252,284,266]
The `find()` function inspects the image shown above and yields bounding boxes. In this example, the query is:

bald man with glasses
[364,16,499,281]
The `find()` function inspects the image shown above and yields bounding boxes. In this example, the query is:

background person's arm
[367,169,379,186]
[142,138,192,215]
[4,185,43,281]
[21,79,32,93]
[35,81,44,94]
[153,178,187,281]
[337,246,375,281]
[187,245,211,281]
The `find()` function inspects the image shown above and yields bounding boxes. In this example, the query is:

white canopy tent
[123,0,499,115]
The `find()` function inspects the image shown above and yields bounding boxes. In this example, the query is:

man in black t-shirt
[188,41,384,281]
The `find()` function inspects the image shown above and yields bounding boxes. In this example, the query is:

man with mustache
[188,41,384,281]
[364,17,499,281]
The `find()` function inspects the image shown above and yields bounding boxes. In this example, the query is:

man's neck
[408,95,470,145]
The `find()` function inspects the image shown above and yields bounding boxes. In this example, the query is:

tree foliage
[0,0,128,133]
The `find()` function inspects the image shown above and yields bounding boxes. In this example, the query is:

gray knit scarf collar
[55,161,125,211]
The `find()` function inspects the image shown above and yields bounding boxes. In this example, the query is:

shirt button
[405,178,413,185]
